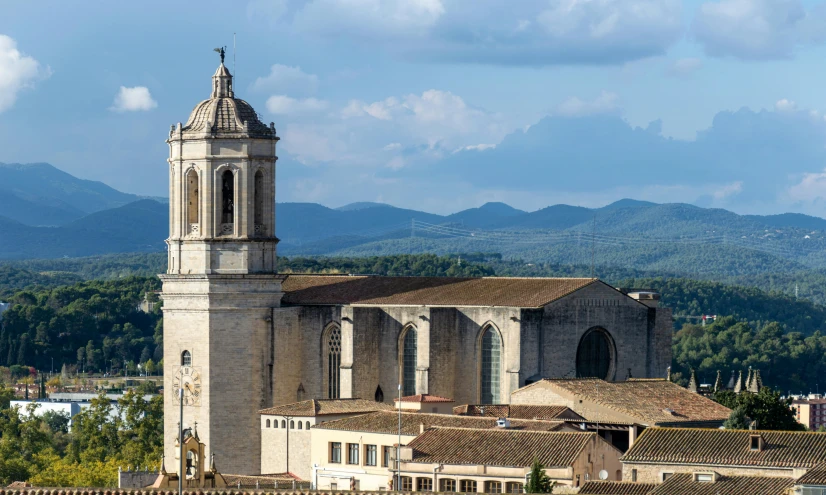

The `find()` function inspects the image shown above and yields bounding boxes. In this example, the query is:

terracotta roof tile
[579,481,657,495]
[649,473,794,495]
[395,394,454,403]
[258,398,392,417]
[405,427,595,467]
[222,473,307,488]
[798,463,826,485]
[518,379,731,425]
[623,428,826,468]
[281,275,597,308]
[453,404,583,421]
[315,411,566,435]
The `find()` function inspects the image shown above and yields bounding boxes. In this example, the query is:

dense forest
[3,253,826,391]
[0,277,161,373]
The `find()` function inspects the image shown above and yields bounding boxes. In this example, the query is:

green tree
[526,458,553,493]
[714,388,803,431]
[723,406,750,430]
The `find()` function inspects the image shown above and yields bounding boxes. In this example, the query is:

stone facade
[622,463,807,484]
[162,60,673,477]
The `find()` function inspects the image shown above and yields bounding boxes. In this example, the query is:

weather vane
[214,46,226,64]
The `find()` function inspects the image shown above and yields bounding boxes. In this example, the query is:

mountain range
[3,162,826,277]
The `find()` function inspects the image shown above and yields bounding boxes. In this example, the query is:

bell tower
[161,56,283,475]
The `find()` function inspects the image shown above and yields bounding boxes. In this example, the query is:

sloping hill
[0,190,85,226]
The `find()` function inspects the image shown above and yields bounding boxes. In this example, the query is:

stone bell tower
[160,55,283,475]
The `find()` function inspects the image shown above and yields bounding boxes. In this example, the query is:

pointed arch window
[374,385,384,403]
[254,169,264,235]
[186,169,199,235]
[327,326,341,399]
[220,170,234,232]
[402,328,417,397]
[480,327,501,404]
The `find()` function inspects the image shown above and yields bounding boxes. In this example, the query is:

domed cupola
[180,62,275,139]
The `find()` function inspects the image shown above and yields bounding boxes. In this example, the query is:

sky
[4,0,826,215]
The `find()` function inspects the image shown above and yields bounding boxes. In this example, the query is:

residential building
[795,463,826,495]
[580,474,795,495]
[793,398,826,430]
[309,410,577,490]
[621,428,826,483]
[259,398,393,479]
[395,394,455,414]
[396,427,623,490]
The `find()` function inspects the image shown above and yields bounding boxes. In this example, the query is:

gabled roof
[258,398,392,417]
[579,481,657,495]
[622,428,826,468]
[395,394,454,403]
[314,410,567,435]
[649,474,794,495]
[405,427,596,468]
[796,462,826,485]
[281,274,598,308]
[453,404,584,421]
[514,379,731,425]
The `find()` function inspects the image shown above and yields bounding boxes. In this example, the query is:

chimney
[420,423,425,434]
[626,291,660,308]
[496,418,511,429]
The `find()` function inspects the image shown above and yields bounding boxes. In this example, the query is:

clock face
[172,366,202,406]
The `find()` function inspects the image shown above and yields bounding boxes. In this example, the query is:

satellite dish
[599,470,608,480]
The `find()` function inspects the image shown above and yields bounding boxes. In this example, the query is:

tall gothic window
[221,170,234,226]
[327,326,341,399]
[402,328,417,396]
[186,169,199,229]
[480,327,501,404]
[576,328,614,379]
[253,170,264,233]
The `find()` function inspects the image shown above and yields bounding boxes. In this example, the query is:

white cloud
[265,95,329,115]
[712,181,744,200]
[775,98,798,112]
[252,64,319,94]
[788,169,826,202]
[692,0,826,60]
[667,57,703,77]
[556,91,620,117]
[292,0,445,39]
[383,143,402,151]
[457,144,496,152]
[0,35,49,113]
[110,86,157,112]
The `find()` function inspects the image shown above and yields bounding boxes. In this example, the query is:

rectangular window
[695,474,713,483]
[417,478,433,492]
[440,479,456,492]
[401,476,413,492]
[484,481,502,493]
[460,480,477,492]
[348,443,360,465]
[365,444,377,467]
[330,483,337,491]
[383,446,391,467]
[505,482,523,493]
[631,469,637,482]
[330,442,341,463]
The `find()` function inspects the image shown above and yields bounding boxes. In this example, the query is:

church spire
[687,369,698,393]
[734,370,744,394]
[713,370,723,393]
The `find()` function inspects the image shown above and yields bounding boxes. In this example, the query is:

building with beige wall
[259,399,392,480]
[621,428,826,484]
[395,394,456,414]
[161,57,674,476]
[309,410,579,490]
[396,427,623,491]
[793,397,826,430]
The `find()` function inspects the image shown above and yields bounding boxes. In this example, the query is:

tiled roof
[183,98,273,139]
[453,404,583,421]
[649,474,794,495]
[518,379,731,425]
[405,427,595,467]
[797,462,826,485]
[281,275,597,308]
[395,394,454,403]
[579,481,657,495]
[314,411,566,435]
[623,428,826,468]
[258,398,392,417]
[222,472,305,488]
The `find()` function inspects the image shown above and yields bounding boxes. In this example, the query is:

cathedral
[161,59,673,475]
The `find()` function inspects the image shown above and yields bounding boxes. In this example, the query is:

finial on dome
[214,46,226,64]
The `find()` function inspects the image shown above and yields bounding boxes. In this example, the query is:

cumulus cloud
[712,181,744,200]
[265,95,329,115]
[556,91,620,117]
[787,169,826,203]
[775,98,798,112]
[692,0,826,60]
[110,86,157,112]
[252,64,319,94]
[0,35,49,113]
[250,0,683,65]
[667,57,703,77]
